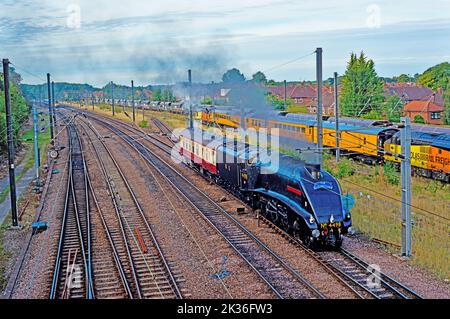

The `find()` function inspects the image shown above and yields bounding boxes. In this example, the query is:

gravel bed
[342,235,449,298]
[133,123,449,299]
[94,120,274,299]
[11,128,70,299]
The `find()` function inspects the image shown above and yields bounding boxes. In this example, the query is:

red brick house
[266,84,337,114]
[384,83,444,105]
[403,100,445,125]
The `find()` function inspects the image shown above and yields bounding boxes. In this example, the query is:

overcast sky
[1,0,449,87]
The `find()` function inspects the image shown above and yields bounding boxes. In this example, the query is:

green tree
[416,62,450,124]
[266,93,293,110]
[251,71,267,84]
[0,74,29,150]
[383,95,404,122]
[340,52,385,117]
[416,62,450,90]
[161,89,176,102]
[414,115,425,124]
[443,81,450,124]
[394,74,413,83]
[201,97,212,105]
[222,68,245,83]
[152,88,162,101]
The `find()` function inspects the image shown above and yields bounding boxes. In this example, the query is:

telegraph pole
[316,48,323,166]
[111,81,115,116]
[131,80,135,123]
[284,80,287,110]
[334,72,340,162]
[47,73,54,144]
[3,59,19,227]
[51,81,57,144]
[92,95,95,111]
[33,103,41,186]
[400,117,412,257]
[188,69,193,129]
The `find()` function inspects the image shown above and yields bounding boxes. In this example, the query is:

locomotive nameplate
[321,222,341,228]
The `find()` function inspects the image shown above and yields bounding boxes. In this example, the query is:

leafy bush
[336,158,355,178]
[383,162,400,185]
[426,180,441,193]
[139,120,148,128]
[413,115,425,124]
[0,75,29,151]
[361,109,383,120]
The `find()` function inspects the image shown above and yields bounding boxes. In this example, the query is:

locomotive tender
[179,129,353,248]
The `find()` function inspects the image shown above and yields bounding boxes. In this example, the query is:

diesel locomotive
[197,109,450,182]
[179,129,353,248]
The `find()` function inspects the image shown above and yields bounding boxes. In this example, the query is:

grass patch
[323,156,449,279]
[139,120,149,128]
[286,105,309,114]
[0,219,11,290]
[0,117,51,204]
[276,147,448,279]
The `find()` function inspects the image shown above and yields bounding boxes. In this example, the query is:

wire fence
[340,179,449,279]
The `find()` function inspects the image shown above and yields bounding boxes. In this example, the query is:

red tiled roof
[289,84,316,98]
[403,100,444,112]
[385,83,444,106]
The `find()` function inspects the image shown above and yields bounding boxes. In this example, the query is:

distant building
[384,83,444,105]
[266,83,336,114]
[403,99,445,125]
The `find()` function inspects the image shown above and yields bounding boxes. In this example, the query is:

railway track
[151,118,173,139]
[257,215,422,299]
[66,108,423,299]
[80,112,326,299]
[98,114,422,300]
[316,248,422,299]
[50,121,93,299]
[76,115,183,299]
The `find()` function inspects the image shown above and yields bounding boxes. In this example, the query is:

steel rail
[87,114,325,299]
[100,114,423,300]
[78,116,183,299]
[50,120,92,299]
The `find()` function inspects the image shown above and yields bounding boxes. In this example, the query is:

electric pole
[131,80,135,123]
[111,81,115,116]
[284,80,287,110]
[33,103,41,187]
[2,59,19,227]
[334,72,340,162]
[188,69,193,129]
[51,81,57,144]
[316,47,323,166]
[400,116,412,257]
[47,73,54,145]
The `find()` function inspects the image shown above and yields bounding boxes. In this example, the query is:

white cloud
[1,0,449,85]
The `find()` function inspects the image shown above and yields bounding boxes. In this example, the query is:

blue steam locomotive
[179,129,353,248]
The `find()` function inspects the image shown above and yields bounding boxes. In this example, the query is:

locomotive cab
[253,155,352,248]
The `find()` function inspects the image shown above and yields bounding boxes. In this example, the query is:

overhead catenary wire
[263,51,315,74]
